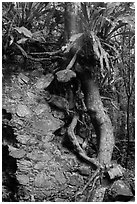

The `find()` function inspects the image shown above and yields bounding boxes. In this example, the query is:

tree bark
[63,3,71,43]
[125,96,130,167]
[79,71,115,167]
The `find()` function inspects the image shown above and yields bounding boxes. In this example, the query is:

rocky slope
[2,70,91,201]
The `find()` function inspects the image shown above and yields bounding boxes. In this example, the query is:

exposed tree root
[67,72,115,201]
[67,115,107,201]
[67,115,103,169]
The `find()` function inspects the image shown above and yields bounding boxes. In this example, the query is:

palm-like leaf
[91,31,110,75]
[2,2,56,55]
[2,2,50,30]
[63,2,134,81]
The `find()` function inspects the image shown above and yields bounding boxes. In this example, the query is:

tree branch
[29,50,63,56]
[27,55,63,62]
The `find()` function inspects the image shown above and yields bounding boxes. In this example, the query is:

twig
[101,96,119,110]
[87,175,100,201]
[27,55,63,62]
[29,50,63,56]
[81,168,100,193]
[75,168,100,201]
[14,43,63,62]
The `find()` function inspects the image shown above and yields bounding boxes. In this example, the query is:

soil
[2,63,135,202]
[2,67,92,202]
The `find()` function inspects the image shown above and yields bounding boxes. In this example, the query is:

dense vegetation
[2,2,135,202]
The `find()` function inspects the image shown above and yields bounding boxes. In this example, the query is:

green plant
[2,2,53,57]
[61,2,135,86]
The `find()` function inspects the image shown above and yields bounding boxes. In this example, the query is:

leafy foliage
[2,2,57,57]
[2,2,50,30]
[62,2,135,79]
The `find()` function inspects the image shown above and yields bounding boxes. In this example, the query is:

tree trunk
[79,71,115,167]
[125,96,130,167]
[63,3,71,43]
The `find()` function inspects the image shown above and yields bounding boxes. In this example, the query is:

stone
[108,180,133,201]
[26,91,36,103]
[16,135,30,144]
[9,147,26,159]
[68,173,84,187]
[55,198,66,202]
[34,103,51,115]
[46,162,59,173]
[31,70,42,78]
[27,150,52,162]
[17,160,32,172]
[16,104,32,117]
[17,174,29,185]
[63,185,78,197]
[35,74,54,90]
[10,91,21,99]
[123,169,135,195]
[28,138,38,145]
[41,134,54,143]
[54,171,66,184]
[32,116,64,135]
[7,98,16,103]
[18,73,29,84]
[27,91,35,98]
[107,164,125,180]
[52,110,65,119]
[49,95,69,110]
[90,187,107,202]
[78,165,91,176]
[34,173,52,188]
[34,162,45,170]
[17,160,32,168]
[15,119,24,126]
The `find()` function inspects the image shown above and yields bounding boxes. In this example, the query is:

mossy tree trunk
[80,71,115,167]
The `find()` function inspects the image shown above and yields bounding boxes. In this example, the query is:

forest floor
[2,63,135,202]
[2,67,92,202]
